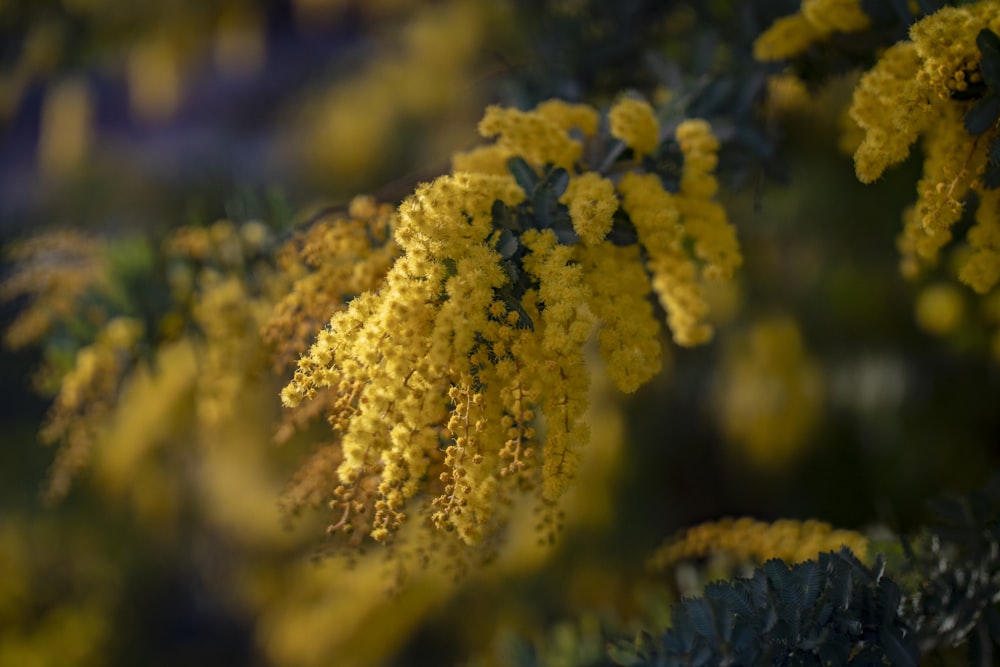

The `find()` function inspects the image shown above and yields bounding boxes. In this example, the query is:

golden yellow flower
[675,119,742,281]
[535,98,600,136]
[618,172,712,346]
[849,3,1000,284]
[578,242,662,393]
[282,100,742,546]
[39,316,144,504]
[559,172,618,245]
[608,97,659,156]
[754,0,871,61]
[960,183,1000,294]
[478,105,582,169]
[915,283,966,335]
[715,317,824,470]
[649,517,869,571]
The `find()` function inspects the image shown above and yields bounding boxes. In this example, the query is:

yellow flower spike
[608,97,659,156]
[960,188,1000,294]
[451,143,515,176]
[0,231,107,350]
[915,283,966,336]
[909,4,1000,101]
[39,316,144,504]
[579,242,662,393]
[649,517,869,572]
[675,119,743,281]
[618,172,713,346]
[282,171,535,542]
[715,317,824,470]
[754,0,870,62]
[534,98,600,136]
[754,15,820,62]
[914,104,982,236]
[850,42,927,184]
[520,229,595,503]
[478,105,582,170]
[801,0,870,34]
[559,172,618,245]
[848,3,1000,285]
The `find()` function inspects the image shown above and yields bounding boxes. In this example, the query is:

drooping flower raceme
[753,0,871,62]
[848,3,1000,291]
[282,97,742,545]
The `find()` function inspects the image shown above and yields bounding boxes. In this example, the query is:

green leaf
[496,230,519,259]
[685,599,718,642]
[507,156,538,195]
[964,93,1000,135]
[966,622,994,667]
[608,214,639,247]
[989,136,1000,166]
[875,578,902,625]
[548,167,570,198]
[492,199,521,232]
[707,584,754,618]
[977,28,1000,91]
[984,164,1000,189]
[984,605,1000,645]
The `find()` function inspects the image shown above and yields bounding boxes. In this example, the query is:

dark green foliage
[902,477,1000,665]
[610,549,919,667]
[606,479,1000,667]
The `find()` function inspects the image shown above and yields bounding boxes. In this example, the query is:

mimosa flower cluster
[282,97,742,545]
[648,517,869,572]
[0,231,106,350]
[166,219,282,431]
[39,317,144,503]
[753,0,871,62]
[848,3,1000,292]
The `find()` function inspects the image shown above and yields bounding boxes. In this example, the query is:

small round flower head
[754,0,871,61]
[618,171,713,346]
[478,105,582,169]
[675,120,742,281]
[960,188,1000,294]
[559,172,618,245]
[915,283,965,336]
[608,97,659,156]
[850,41,925,183]
[534,98,600,136]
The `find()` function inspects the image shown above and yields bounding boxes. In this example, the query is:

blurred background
[2,1,999,665]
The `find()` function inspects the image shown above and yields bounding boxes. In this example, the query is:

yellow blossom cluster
[915,282,966,336]
[675,120,742,282]
[453,99,599,176]
[166,219,283,431]
[264,196,399,373]
[558,173,617,245]
[478,105,585,171]
[849,3,1000,291]
[648,517,870,572]
[38,317,144,503]
[619,172,712,346]
[282,97,741,546]
[715,317,824,470]
[0,231,106,350]
[608,97,659,156]
[753,0,871,62]
[283,172,534,544]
